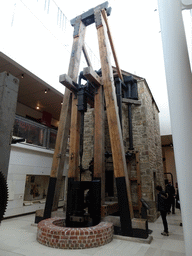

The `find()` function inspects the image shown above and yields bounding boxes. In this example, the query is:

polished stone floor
[0,209,185,256]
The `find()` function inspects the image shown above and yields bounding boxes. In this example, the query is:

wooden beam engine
[43,1,143,237]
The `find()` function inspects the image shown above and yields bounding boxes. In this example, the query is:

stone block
[132,218,147,230]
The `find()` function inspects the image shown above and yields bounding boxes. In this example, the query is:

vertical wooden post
[94,85,105,204]
[95,9,133,226]
[136,151,142,215]
[68,23,86,180]
[44,20,86,218]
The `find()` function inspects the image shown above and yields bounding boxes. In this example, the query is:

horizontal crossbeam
[83,66,102,87]
[122,98,141,105]
[59,74,78,93]
[70,1,111,27]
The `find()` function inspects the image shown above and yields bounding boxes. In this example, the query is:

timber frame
[43,1,141,237]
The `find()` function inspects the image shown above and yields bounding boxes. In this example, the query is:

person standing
[156,185,169,236]
[175,182,182,226]
[165,179,175,214]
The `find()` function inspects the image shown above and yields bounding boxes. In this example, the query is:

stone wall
[81,78,164,222]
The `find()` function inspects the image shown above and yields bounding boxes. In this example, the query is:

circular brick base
[37,217,113,249]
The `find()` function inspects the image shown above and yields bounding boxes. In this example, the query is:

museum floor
[0,209,185,256]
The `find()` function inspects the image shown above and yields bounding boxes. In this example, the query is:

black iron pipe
[127,82,134,150]
[115,78,123,129]
[79,111,85,181]
[128,104,134,150]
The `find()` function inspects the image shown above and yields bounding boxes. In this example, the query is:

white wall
[5,143,68,218]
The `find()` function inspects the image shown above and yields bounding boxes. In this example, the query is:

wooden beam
[94,85,105,204]
[136,152,142,215]
[68,98,81,179]
[82,44,93,68]
[68,21,86,180]
[44,20,86,217]
[96,10,133,219]
[122,98,142,105]
[51,93,71,211]
[83,66,102,87]
[101,9,123,82]
[127,160,134,219]
[70,2,110,27]
[59,74,78,93]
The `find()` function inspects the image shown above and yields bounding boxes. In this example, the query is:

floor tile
[0,250,25,256]
[161,239,185,253]
[0,210,186,256]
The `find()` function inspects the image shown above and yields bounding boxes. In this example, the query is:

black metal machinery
[66,70,139,233]
[66,179,101,227]
[66,70,101,227]
[140,198,151,237]
[115,75,138,150]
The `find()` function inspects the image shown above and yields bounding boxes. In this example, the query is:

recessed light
[45,88,50,93]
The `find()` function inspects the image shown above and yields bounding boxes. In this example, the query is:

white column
[157,1,192,255]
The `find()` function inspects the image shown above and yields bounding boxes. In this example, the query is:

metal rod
[128,104,134,150]
[127,83,134,150]
[115,78,123,129]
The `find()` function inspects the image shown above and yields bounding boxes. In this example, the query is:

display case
[13,115,57,150]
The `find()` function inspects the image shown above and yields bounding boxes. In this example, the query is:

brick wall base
[37,218,113,249]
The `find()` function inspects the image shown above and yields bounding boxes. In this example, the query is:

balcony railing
[13,115,57,150]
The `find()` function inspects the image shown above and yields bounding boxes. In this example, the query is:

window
[13,115,57,150]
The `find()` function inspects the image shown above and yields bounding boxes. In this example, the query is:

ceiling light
[36,106,40,110]
[45,88,50,93]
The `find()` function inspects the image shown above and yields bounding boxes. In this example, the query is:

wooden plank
[51,92,72,211]
[83,66,102,87]
[49,93,71,180]
[96,10,133,218]
[127,161,134,219]
[67,21,86,179]
[101,9,123,82]
[82,44,93,68]
[136,151,142,215]
[59,74,78,93]
[122,98,142,105]
[94,85,105,204]
[68,97,81,179]
[49,20,86,213]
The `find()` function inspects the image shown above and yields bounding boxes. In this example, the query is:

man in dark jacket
[165,179,175,214]
[156,185,169,236]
